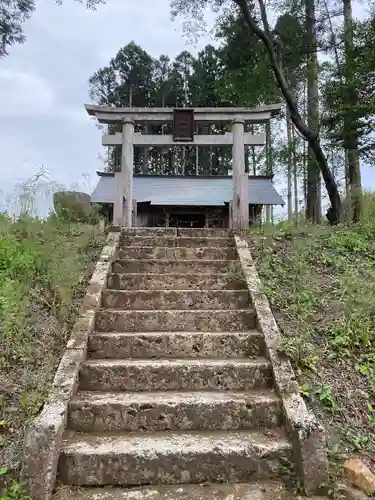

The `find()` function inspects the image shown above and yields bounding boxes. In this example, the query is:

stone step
[101,290,250,310]
[95,309,256,333]
[121,228,230,237]
[88,331,264,359]
[79,358,272,392]
[58,429,292,486]
[178,228,231,237]
[107,273,247,291]
[117,247,237,260]
[119,236,234,248]
[112,259,235,274]
[68,390,282,433]
[54,482,297,500]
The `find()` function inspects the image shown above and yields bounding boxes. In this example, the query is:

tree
[0,0,34,57]
[305,0,321,222]
[190,45,227,175]
[88,45,204,175]
[111,42,155,107]
[322,2,374,222]
[89,42,156,174]
[216,7,309,221]
[171,0,343,224]
[215,9,278,107]
[0,0,103,57]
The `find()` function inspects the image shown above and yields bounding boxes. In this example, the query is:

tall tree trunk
[129,87,133,107]
[251,124,256,175]
[195,123,199,175]
[209,125,213,175]
[143,125,148,175]
[161,94,166,175]
[292,123,299,218]
[245,123,249,174]
[344,150,351,220]
[172,149,177,175]
[286,107,293,221]
[343,0,362,222]
[237,0,342,224]
[305,0,321,223]
[330,147,338,184]
[181,148,186,175]
[301,79,308,213]
[245,146,250,174]
[265,121,272,223]
[159,149,163,175]
[345,150,350,199]
[303,152,307,212]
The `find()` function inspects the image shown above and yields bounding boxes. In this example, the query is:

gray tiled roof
[91,173,284,206]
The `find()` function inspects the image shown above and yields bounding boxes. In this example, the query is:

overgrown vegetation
[249,192,375,479]
[53,191,101,224]
[0,213,105,498]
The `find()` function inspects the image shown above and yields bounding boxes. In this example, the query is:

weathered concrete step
[102,289,250,310]
[120,236,234,248]
[58,429,292,486]
[88,331,264,359]
[117,246,237,260]
[69,390,282,433]
[107,273,247,291]
[95,309,256,333]
[54,481,294,500]
[112,259,235,274]
[79,358,272,392]
[121,228,231,237]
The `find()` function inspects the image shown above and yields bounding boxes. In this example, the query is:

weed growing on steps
[0,467,29,500]
[225,261,246,287]
[0,214,105,494]
[245,343,259,358]
[249,194,375,471]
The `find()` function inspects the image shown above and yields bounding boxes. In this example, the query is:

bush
[53,191,100,224]
[0,215,105,486]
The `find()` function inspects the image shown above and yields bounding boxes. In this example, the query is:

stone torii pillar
[113,119,134,227]
[232,118,249,230]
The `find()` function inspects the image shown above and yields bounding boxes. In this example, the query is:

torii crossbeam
[85,104,282,229]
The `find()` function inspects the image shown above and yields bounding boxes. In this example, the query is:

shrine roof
[91,173,285,206]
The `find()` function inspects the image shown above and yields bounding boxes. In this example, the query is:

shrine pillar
[113,119,134,227]
[232,118,248,230]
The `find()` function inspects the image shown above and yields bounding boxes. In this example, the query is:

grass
[248,192,375,483]
[0,213,105,498]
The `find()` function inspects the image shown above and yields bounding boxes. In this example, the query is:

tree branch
[235,0,342,222]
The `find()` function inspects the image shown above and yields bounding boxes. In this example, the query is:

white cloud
[0,0,215,203]
[0,69,55,117]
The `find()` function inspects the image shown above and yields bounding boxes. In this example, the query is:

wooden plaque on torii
[173,108,194,142]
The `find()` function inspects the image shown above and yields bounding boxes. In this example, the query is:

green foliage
[53,191,100,224]
[250,192,375,460]
[322,14,375,162]
[0,0,35,58]
[215,9,278,107]
[89,40,238,174]
[0,215,105,481]
[0,467,29,500]
[215,8,306,107]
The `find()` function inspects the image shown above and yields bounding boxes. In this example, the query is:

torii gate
[85,104,282,229]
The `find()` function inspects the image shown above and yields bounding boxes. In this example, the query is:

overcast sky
[0,0,373,214]
[0,0,212,211]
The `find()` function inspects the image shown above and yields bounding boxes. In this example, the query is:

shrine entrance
[169,212,206,228]
[85,104,282,230]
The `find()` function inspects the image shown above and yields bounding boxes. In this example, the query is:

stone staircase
[56,228,295,499]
